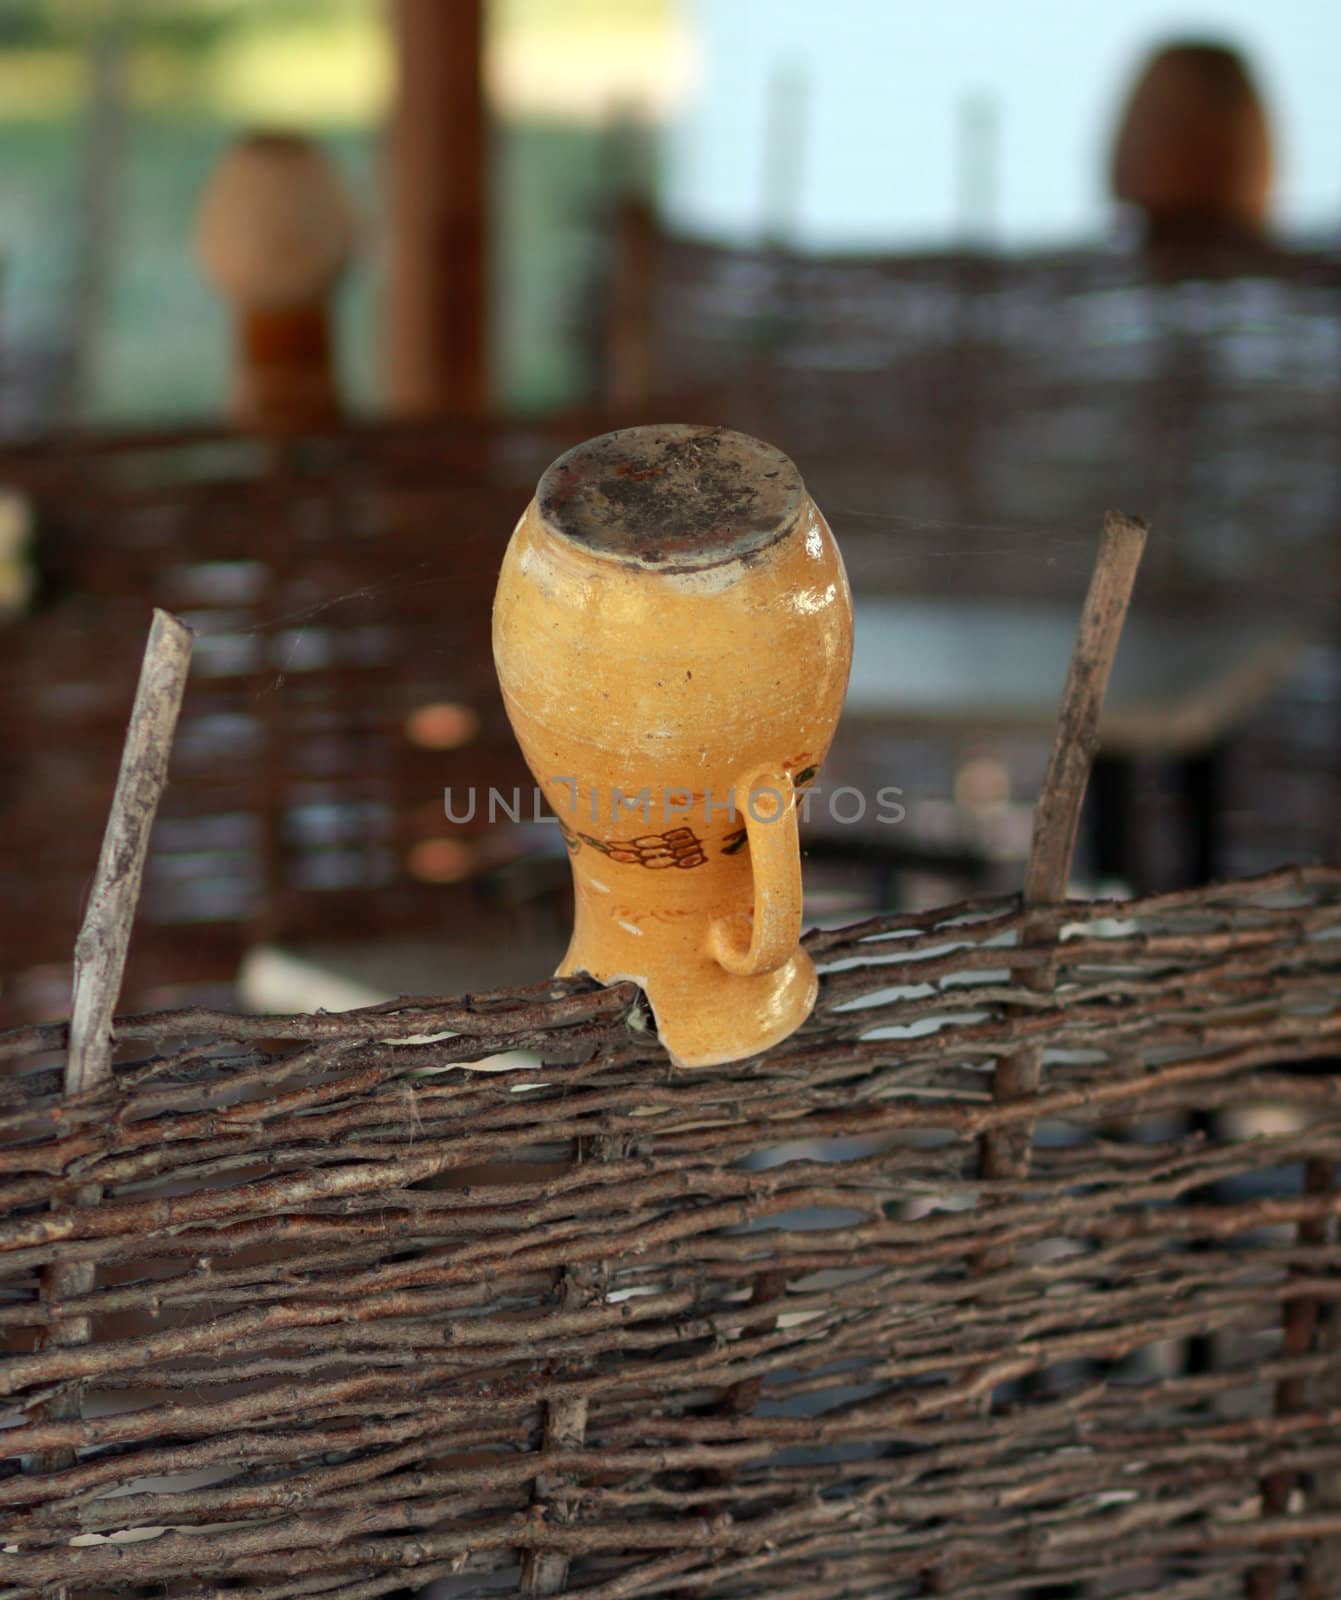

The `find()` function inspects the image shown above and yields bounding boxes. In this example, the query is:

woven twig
[2,864,1340,1596]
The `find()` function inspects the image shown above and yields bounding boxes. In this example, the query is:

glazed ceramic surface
[492,424,853,1067]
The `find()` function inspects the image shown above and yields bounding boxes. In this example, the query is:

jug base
[559,949,818,1069]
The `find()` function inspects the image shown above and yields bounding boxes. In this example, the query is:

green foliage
[0,1,58,47]
[0,0,375,52]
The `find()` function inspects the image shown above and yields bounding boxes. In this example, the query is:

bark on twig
[30,607,192,1484]
[66,608,194,1090]
[980,509,1148,1182]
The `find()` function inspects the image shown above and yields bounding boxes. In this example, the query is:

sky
[663,0,1341,249]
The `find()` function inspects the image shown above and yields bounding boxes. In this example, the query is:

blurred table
[846,597,1311,886]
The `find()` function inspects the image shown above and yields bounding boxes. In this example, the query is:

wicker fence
[3,865,1341,1597]
[1,473,1339,1600]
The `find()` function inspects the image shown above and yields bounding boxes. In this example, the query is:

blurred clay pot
[492,425,853,1068]
[1111,43,1273,243]
[194,131,356,426]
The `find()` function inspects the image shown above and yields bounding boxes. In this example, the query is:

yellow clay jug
[492,424,853,1066]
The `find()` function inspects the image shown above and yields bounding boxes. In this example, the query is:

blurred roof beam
[386,0,487,415]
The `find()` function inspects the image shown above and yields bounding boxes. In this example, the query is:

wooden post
[604,196,658,407]
[387,0,488,415]
[954,91,999,249]
[67,0,129,419]
[760,59,808,250]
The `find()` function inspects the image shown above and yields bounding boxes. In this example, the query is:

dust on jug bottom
[558,948,818,1068]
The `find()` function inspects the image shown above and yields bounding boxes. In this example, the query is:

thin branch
[67,607,193,1090]
[981,509,1148,1182]
[31,608,193,1493]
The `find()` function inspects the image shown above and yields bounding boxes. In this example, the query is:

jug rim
[535,423,807,575]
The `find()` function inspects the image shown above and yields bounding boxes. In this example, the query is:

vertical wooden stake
[31,609,193,1483]
[522,1265,598,1595]
[952,514,1145,1600]
[68,609,195,1089]
[979,511,1147,1180]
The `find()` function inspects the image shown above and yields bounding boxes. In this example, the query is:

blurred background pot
[1111,42,1273,244]
[194,129,356,428]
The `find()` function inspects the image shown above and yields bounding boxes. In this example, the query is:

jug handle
[707,767,802,977]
